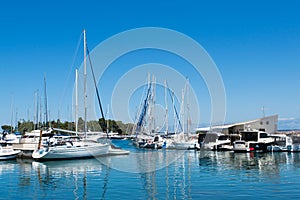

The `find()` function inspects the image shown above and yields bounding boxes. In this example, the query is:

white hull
[171,141,199,150]
[0,149,21,160]
[32,143,110,160]
[108,146,130,155]
[233,141,250,153]
[267,145,289,152]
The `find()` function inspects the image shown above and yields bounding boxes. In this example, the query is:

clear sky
[0,0,299,130]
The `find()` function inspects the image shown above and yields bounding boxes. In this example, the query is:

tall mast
[147,73,151,134]
[172,91,177,134]
[151,75,156,133]
[180,87,185,134]
[10,96,14,133]
[83,29,87,140]
[107,105,109,134]
[186,78,190,136]
[164,80,168,135]
[44,74,48,128]
[39,95,42,129]
[75,68,78,136]
[35,90,39,129]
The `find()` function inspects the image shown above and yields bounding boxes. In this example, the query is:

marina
[0,1,299,199]
[1,140,300,199]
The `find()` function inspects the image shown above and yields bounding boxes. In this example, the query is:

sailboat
[169,79,200,150]
[32,30,110,160]
[133,74,164,149]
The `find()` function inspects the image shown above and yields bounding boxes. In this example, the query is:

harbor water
[1,140,300,199]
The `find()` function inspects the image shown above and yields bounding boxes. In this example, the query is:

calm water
[1,140,300,199]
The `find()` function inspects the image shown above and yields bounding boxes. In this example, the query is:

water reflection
[198,151,300,183]
[16,158,108,200]
[2,149,300,199]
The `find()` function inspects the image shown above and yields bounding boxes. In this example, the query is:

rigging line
[86,47,106,132]
[166,81,183,132]
[58,32,83,113]
[135,75,150,124]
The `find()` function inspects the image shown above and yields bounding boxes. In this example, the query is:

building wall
[246,115,278,134]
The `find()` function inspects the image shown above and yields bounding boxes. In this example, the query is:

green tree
[18,121,34,135]
[1,125,13,132]
[98,118,107,132]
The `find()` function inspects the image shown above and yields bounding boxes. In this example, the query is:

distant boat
[1,131,21,144]
[267,134,292,152]
[0,145,21,160]
[233,140,250,153]
[233,127,274,153]
[240,128,274,152]
[12,129,54,158]
[201,132,231,151]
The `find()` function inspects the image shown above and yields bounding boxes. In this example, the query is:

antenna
[262,106,265,118]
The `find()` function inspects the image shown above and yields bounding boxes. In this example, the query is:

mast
[180,87,185,134]
[34,90,38,130]
[172,91,177,134]
[75,68,78,136]
[10,96,14,133]
[106,105,109,134]
[164,80,168,135]
[150,75,156,134]
[186,78,190,137]
[83,29,87,140]
[15,109,18,132]
[39,95,42,129]
[147,73,152,134]
[44,74,48,128]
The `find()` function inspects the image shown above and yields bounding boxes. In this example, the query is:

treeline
[2,118,134,135]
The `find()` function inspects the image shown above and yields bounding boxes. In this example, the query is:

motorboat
[267,134,292,152]
[134,135,164,149]
[0,145,21,160]
[1,131,21,144]
[201,132,231,151]
[12,129,54,158]
[287,135,300,152]
[239,128,274,152]
[233,140,250,153]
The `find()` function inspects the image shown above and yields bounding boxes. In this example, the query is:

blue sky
[0,0,299,130]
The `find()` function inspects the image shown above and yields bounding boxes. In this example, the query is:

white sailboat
[32,30,110,160]
[170,79,199,150]
[133,74,165,149]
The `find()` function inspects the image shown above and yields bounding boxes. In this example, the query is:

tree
[98,118,107,133]
[78,117,85,132]
[18,121,34,135]
[1,125,13,133]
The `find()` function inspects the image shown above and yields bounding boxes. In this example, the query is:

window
[260,133,268,138]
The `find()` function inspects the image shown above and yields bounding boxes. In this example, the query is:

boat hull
[172,142,200,150]
[32,143,110,160]
[0,150,21,160]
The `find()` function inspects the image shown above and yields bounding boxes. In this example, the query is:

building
[196,115,278,135]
